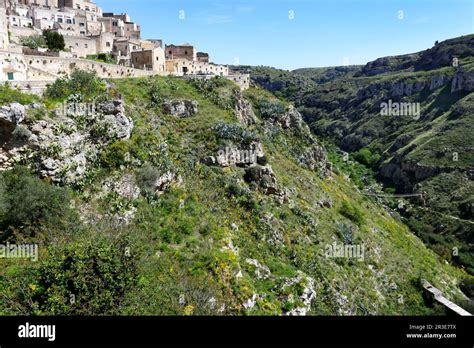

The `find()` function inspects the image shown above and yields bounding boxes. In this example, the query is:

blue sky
[96,0,473,70]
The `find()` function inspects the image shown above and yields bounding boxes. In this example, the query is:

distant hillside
[235,34,474,275]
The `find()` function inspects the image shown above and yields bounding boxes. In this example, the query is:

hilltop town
[0,0,248,93]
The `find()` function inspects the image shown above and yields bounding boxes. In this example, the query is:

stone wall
[0,50,155,82]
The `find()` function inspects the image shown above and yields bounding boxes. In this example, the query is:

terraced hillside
[0,71,471,315]
[234,35,474,275]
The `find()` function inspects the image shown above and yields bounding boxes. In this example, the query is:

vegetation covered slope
[233,34,474,275]
[0,72,471,315]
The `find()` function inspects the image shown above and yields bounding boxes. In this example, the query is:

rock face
[451,70,474,92]
[234,93,257,126]
[379,156,458,192]
[101,174,141,200]
[298,144,329,175]
[163,99,199,117]
[97,100,124,115]
[360,54,418,76]
[277,105,304,129]
[153,171,183,196]
[244,165,279,195]
[283,271,316,316]
[245,258,272,280]
[0,103,26,126]
[201,142,265,168]
[0,98,134,184]
[356,74,453,101]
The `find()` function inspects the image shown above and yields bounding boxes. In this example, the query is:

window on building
[57,17,63,23]
[113,21,118,27]
[79,22,85,27]
[7,72,14,81]
[66,19,72,24]
[185,51,188,55]
[106,42,111,47]
[80,31,85,35]
[85,44,88,48]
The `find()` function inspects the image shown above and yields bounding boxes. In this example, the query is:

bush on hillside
[42,30,65,51]
[339,200,365,227]
[0,84,38,105]
[19,35,46,50]
[212,122,259,145]
[45,69,106,100]
[32,237,138,315]
[0,166,71,232]
[354,148,381,168]
[136,164,161,197]
[256,99,286,120]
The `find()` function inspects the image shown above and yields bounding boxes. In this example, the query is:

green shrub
[43,30,65,51]
[147,81,163,107]
[213,122,259,145]
[257,99,286,120]
[136,165,161,196]
[0,166,71,231]
[354,148,381,168]
[99,140,131,169]
[0,84,37,105]
[19,35,46,49]
[45,69,106,101]
[33,237,138,315]
[339,200,365,227]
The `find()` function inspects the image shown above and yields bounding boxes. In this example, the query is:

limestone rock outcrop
[234,93,257,126]
[0,98,134,185]
[163,99,199,117]
[201,141,265,168]
[0,103,26,126]
[451,70,474,92]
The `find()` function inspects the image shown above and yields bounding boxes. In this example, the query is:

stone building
[197,52,209,63]
[91,31,113,54]
[166,58,228,76]
[16,0,59,7]
[64,34,96,57]
[101,12,140,40]
[0,0,236,83]
[113,36,140,65]
[142,39,162,48]
[131,46,165,73]
[165,44,196,61]
[59,0,101,15]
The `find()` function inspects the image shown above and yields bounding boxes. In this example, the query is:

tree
[43,30,65,51]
